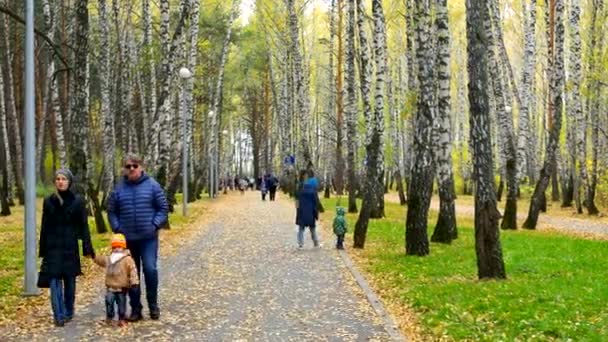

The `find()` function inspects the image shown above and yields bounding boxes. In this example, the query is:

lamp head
[179,67,192,79]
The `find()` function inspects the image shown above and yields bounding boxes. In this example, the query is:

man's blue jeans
[127,237,159,313]
[49,276,76,323]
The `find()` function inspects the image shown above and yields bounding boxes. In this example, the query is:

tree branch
[0,5,70,68]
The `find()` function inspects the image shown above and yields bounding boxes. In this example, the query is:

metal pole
[181,85,188,216]
[24,0,39,296]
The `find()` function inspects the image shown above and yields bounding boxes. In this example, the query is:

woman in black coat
[38,169,95,326]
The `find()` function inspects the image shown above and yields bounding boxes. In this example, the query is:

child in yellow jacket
[93,233,139,326]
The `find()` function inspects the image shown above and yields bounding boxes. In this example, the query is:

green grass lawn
[321,197,608,340]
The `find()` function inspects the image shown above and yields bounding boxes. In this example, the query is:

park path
[386,193,608,238]
[5,192,400,341]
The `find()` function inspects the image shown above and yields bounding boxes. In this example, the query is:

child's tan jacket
[93,249,139,290]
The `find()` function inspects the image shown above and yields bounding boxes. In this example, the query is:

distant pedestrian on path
[38,168,95,327]
[107,154,169,321]
[267,173,279,201]
[260,175,268,201]
[296,170,319,248]
[333,207,347,250]
[92,233,139,327]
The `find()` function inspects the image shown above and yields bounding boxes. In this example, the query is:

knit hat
[54,168,74,186]
[336,207,345,216]
[111,233,127,249]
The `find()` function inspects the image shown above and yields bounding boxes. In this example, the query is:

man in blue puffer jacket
[107,154,169,321]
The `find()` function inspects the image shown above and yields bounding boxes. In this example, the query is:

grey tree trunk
[345,0,358,213]
[98,0,115,198]
[406,0,433,256]
[1,8,24,204]
[0,52,11,214]
[332,0,345,196]
[518,0,537,184]
[287,0,313,173]
[466,0,506,279]
[354,0,387,249]
[523,0,565,229]
[69,0,91,198]
[431,0,458,242]
[487,0,518,230]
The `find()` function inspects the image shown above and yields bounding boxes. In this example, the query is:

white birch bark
[98,0,115,194]
[0,53,14,201]
[517,0,537,183]
[286,0,312,171]
[1,6,24,202]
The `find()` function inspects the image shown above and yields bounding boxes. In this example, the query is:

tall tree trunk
[466,0,506,279]
[287,0,313,175]
[431,0,458,242]
[517,0,537,185]
[0,52,11,215]
[98,0,115,200]
[69,0,91,198]
[345,0,358,213]
[390,69,406,206]
[406,0,433,256]
[486,0,518,230]
[1,7,24,204]
[583,0,602,215]
[354,0,387,248]
[332,0,345,196]
[523,0,565,229]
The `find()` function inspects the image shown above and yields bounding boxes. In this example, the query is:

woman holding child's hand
[38,169,95,327]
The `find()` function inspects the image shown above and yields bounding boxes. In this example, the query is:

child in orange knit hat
[93,233,139,327]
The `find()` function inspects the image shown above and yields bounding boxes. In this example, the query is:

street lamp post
[179,67,192,216]
[24,0,38,295]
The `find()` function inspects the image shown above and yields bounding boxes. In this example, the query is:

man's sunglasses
[124,164,139,170]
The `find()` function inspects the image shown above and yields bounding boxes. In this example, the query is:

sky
[240,0,255,25]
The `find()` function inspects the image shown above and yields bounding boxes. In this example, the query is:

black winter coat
[39,191,94,278]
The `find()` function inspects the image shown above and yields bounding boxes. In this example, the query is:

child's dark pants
[336,234,345,249]
[105,289,127,320]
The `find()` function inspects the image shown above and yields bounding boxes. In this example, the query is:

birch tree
[0,58,10,215]
[0,5,24,204]
[523,0,565,229]
[487,0,518,230]
[286,0,313,175]
[345,0,358,213]
[518,0,537,184]
[98,0,115,198]
[354,0,387,248]
[406,0,434,256]
[431,0,458,242]
[466,0,506,279]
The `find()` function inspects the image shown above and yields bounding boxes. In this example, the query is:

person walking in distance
[295,170,320,248]
[107,154,169,321]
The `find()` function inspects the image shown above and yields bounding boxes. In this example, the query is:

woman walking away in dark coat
[295,170,319,248]
[38,169,95,326]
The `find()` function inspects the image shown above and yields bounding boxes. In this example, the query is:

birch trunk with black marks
[582,0,602,215]
[0,58,10,214]
[406,0,433,256]
[354,0,386,249]
[487,0,518,230]
[70,0,92,200]
[333,0,345,196]
[523,0,565,229]
[431,0,457,242]
[345,0,358,213]
[467,0,506,279]
[98,0,115,199]
[518,0,537,184]
[1,8,24,204]
[287,0,313,173]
